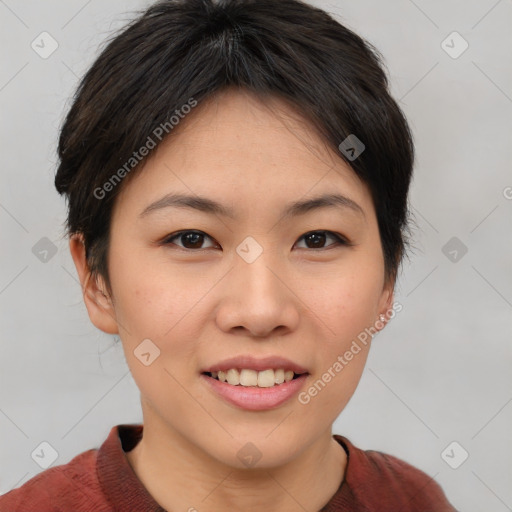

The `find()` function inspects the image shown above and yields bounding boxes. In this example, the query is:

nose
[215,253,300,338]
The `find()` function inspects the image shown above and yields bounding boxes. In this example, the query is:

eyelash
[160,230,352,251]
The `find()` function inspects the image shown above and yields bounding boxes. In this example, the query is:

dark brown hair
[55,0,415,297]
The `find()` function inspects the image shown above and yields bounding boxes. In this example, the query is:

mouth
[200,356,310,411]
[201,370,309,411]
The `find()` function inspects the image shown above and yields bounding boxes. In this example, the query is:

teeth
[257,369,275,388]
[226,369,240,385]
[211,368,301,387]
[274,369,285,384]
[240,369,258,386]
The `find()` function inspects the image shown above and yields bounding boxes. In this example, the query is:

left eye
[295,231,347,250]
[162,230,348,250]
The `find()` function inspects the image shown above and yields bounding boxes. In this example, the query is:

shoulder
[0,447,110,512]
[333,435,458,511]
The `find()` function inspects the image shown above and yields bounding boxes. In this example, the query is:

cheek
[307,267,382,343]
[109,245,195,339]
[110,257,215,385]
[298,276,375,423]
[112,272,204,404]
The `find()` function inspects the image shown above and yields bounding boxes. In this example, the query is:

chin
[205,435,304,471]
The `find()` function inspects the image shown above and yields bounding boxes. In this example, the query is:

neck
[126,414,347,512]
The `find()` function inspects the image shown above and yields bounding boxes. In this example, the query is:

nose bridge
[216,241,300,336]
[234,245,284,305]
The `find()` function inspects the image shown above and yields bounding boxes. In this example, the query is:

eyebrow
[139,192,365,220]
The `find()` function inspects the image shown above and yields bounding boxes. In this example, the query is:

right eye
[161,230,220,250]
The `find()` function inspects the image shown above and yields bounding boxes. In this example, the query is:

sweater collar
[97,423,166,511]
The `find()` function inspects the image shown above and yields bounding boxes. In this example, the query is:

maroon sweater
[0,424,457,511]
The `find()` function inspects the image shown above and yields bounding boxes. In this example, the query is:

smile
[201,371,309,411]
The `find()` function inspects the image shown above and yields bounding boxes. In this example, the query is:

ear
[375,278,395,331]
[69,234,119,335]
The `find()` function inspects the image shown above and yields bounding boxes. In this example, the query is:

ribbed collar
[97,424,166,511]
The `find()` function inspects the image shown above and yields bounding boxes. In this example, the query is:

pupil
[183,232,203,248]
[306,232,325,248]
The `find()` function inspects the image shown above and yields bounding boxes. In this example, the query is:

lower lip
[201,373,309,411]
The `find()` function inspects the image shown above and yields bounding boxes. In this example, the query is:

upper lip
[201,355,309,374]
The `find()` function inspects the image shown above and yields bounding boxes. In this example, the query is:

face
[77,88,393,469]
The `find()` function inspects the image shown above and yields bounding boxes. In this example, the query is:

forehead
[113,88,373,220]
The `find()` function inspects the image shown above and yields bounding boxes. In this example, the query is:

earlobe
[375,284,395,332]
[69,234,119,335]
[383,287,394,316]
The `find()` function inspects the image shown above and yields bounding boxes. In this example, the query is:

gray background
[1,0,511,510]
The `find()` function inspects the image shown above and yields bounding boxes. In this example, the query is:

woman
[0,0,457,510]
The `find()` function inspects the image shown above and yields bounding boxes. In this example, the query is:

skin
[70,88,394,512]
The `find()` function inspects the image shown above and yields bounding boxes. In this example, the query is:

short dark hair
[55,0,414,297]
